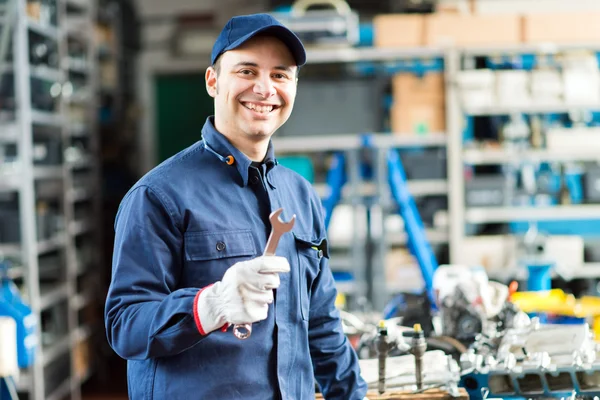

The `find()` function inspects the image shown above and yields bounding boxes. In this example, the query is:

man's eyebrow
[232,61,294,73]
[232,61,259,69]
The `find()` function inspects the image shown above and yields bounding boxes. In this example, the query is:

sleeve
[308,258,368,399]
[104,185,204,360]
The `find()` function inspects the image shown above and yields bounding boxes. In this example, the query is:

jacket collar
[201,117,277,187]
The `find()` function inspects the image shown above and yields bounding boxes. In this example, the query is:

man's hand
[195,256,291,334]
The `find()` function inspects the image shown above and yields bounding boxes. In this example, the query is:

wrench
[233,208,295,340]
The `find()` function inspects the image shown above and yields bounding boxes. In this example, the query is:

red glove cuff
[193,284,229,335]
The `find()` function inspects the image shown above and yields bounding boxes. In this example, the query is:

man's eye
[273,73,287,79]
[239,69,253,75]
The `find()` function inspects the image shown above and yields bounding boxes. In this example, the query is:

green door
[154,73,214,163]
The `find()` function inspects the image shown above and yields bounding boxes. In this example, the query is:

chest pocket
[294,233,327,321]
[183,230,257,287]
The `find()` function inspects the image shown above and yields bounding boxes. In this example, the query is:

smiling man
[105,13,367,400]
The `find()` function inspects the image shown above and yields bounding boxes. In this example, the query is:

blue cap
[211,13,306,67]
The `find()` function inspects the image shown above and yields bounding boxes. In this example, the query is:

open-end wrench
[233,208,296,340]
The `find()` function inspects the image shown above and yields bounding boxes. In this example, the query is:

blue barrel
[0,261,37,368]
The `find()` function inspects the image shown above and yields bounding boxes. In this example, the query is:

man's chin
[244,123,279,138]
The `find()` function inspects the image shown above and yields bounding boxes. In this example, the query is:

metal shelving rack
[443,44,600,280]
[273,48,451,311]
[275,43,600,309]
[0,0,98,399]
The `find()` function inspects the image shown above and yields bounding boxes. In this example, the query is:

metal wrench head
[269,208,295,232]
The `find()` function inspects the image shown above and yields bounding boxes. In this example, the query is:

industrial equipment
[271,0,360,48]
[460,320,600,399]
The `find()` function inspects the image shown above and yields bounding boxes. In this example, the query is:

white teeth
[244,102,274,113]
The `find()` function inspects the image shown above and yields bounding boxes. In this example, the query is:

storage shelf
[464,103,600,116]
[465,205,600,224]
[7,265,24,280]
[67,156,93,170]
[73,324,92,342]
[305,46,444,64]
[34,166,63,180]
[42,334,72,367]
[72,292,92,311]
[463,148,600,165]
[65,0,90,10]
[27,19,60,40]
[315,179,448,199]
[30,65,64,81]
[0,243,20,258]
[69,219,91,236]
[68,122,88,137]
[388,229,449,245]
[0,165,63,191]
[31,110,65,127]
[0,122,18,142]
[37,234,66,255]
[46,377,73,400]
[67,58,90,74]
[461,43,600,57]
[67,187,92,202]
[9,1,99,398]
[39,283,69,311]
[273,133,446,153]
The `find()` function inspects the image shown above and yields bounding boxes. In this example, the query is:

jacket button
[216,241,226,251]
[250,175,260,185]
[318,249,323,259]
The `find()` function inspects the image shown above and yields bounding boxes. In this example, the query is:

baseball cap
[211,13,307,67]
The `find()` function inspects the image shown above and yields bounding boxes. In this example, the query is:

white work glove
[195,256,290,334]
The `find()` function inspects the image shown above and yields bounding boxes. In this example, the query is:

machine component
[409,324,427,390]
[461,321,600,399]
[359,349,462,395]
[433,265,521,345]
[270,0,359,48]
[376,320,389,394]
[233,208,295,340]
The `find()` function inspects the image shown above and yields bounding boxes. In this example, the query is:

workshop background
[4,0,600,399]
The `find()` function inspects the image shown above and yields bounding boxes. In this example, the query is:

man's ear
[205,66,218,98]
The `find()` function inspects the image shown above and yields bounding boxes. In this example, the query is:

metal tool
[233,208,296,340]
[376,320,389,394]
[409,324,427,391]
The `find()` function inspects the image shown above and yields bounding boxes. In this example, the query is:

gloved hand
[195,256,291,335]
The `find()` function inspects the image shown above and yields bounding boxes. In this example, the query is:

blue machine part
[322,151,346,230]
[387,147,438,305]
[526,262,554,292]
[461,369,600,400]
[0,261,37,369]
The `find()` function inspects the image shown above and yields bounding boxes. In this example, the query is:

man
[105,13,368,400]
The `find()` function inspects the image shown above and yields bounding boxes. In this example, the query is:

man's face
[206,35,298,142]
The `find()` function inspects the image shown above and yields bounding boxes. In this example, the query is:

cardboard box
[373,14,426,48]
[426,14,522,46]
[524,12,600,43]
[476,0,600,14]
[436,0,472,14]
[385,248,423,292]
[390,102,446,134]
[392,73,445,102]
[391,73,446,134]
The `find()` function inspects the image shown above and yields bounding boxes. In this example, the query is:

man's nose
[253,76,276,98]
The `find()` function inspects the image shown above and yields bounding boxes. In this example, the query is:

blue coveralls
[105,117,368,399]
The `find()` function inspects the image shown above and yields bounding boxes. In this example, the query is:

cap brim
[223,25,306,67]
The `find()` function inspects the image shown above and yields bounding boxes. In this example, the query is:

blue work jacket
[105,117,367,400]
